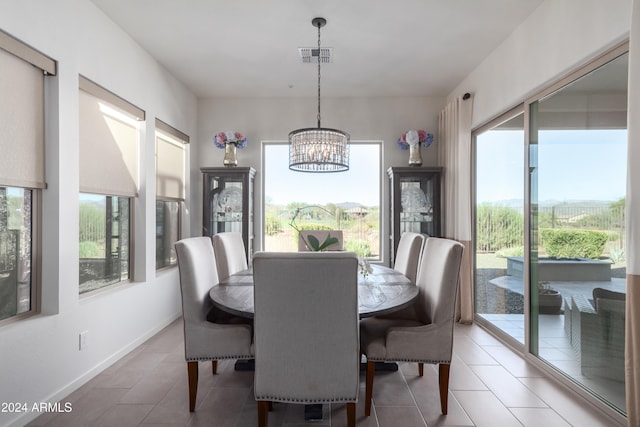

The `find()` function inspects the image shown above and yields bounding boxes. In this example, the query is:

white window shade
[156,130,186,200]
[0,48,45,189]
[79,89,140,197]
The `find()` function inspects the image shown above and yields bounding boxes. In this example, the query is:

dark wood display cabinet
[201,167,255,260]
[387,167,443,265]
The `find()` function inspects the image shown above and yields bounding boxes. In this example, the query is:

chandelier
[289,17,350,173]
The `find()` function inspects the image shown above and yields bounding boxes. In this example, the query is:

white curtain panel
[438,95,474,323]
[626,1,640,424]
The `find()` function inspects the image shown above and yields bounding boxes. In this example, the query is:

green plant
[264,212,282,236]
[289,206,339,251]
[345,239,372,257]
[79,241,101,258]
[540,228,608,259]
[609,247,625,263]
[495,246,524,258]
[476,204,524,251]
[538,281,557,294]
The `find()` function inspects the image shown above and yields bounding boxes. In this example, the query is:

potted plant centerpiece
[538,281,563,314]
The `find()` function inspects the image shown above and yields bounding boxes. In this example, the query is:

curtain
[438,95,474,323]
[626,1,640,425]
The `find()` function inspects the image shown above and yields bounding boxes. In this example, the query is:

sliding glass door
[529,50,628,413]
[474,45,628,415]
[474,111,525,345]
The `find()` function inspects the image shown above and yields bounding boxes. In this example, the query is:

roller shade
[79,80,142,197]
[0,47,46,189]
[156,120,187,200]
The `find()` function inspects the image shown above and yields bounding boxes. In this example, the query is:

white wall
[449,0,632,128]
[195,96,444,262]
[0,1,197,426]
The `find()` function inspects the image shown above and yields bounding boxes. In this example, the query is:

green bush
[345,239,372,258]
[540,229,608,259]
[476,205,524,251]
[79,241,101,258]
[265,213,282,236]
[495,246,524,258]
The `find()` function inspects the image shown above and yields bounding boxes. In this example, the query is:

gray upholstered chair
[360,237,464,416]
[298,230,344,251]
[570,288,625,381]
[252,251,359,427]
[175,237,253,412]
[212,232,248,281]
[393,232,425,283]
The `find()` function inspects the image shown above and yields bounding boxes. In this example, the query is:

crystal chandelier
[289,17,350,172]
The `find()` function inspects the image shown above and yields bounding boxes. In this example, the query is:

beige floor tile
[375,406,427,427]
[509,407,572,427]
[453,390,523,427]
[481,345,545,378]
[469,365,547,407]
[92,404,155,427]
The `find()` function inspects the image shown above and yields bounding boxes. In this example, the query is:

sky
[476,129,627,204]
[264,143,381,207]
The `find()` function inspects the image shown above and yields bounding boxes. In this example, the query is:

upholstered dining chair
[393,232,425,283]
[252,251,360,427]
[212,232,248,281]
[175,237,253,412]
[359,237,464,416]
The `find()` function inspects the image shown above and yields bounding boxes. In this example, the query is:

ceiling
[90,0,544,99]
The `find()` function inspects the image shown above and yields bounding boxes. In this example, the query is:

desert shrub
[476,205,524,251]
[345,239,372,257]
[79,241,101,258]
[495,246,524,258]
[265,212,282,236]
[540,229,608,259]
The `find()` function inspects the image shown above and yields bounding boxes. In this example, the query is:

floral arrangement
[359,258,373,279]
[397,130,434,150]
[214,131,248,149]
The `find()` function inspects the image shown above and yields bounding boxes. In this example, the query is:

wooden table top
[209,264,418,319]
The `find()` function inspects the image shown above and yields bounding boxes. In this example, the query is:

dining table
[208,263,418,319]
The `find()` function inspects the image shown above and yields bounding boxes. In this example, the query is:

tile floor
[28,319,624,427]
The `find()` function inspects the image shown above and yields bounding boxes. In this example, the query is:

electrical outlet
[79,331,89,350]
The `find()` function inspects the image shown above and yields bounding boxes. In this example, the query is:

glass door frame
[471,40,629,423]
[472,104,526,349]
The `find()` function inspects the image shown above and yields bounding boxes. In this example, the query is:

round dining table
[209,263,418,319]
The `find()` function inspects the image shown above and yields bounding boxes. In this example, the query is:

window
[78,76,144,293]
[0,30,55,321]
[155,119,188,270]
[263,142,381,259]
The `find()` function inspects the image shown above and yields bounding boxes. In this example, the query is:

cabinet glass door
[207,175,244,236]
[399,175,437,237]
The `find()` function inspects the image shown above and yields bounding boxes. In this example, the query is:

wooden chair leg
[187,361,198,412]
[257,400,270,427]
[365,360,375,416]
[438,363,451,415]
[211,360,218,375]
[418,362,424,377]
[346,402,356,427]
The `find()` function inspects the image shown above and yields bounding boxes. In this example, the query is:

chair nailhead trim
[254,396,357,403]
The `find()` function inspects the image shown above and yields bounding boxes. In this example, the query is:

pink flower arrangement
[214,131,248,149]
[397,130,434,150]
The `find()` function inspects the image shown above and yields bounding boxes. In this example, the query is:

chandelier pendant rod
[316,18,323,128]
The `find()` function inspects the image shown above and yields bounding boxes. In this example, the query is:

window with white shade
[155,119,188,270]
[78,76,144,293]
[0,30,55,322]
